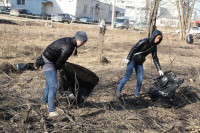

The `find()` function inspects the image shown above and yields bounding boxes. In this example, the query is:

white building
[99,0,198,28]
[0,0,11,6]
[156,0,179,27]
[115,0,149,22]
[10,0,125,22]
[99,0,149,22]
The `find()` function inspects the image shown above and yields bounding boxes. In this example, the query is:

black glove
[35,55,45,69]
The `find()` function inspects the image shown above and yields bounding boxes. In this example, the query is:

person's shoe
[68,93,76,100]
[49,111,59,117]
[134,95,139,98]
[116,92,122,99]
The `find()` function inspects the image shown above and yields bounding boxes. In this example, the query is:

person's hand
[158,70,164,76]
[123,57,130,64]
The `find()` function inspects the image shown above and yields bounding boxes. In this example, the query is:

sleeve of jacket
[152,47,162,71]
[126,40,146,60]
[55,46,73,70]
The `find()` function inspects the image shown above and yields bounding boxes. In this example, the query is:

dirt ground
[0,18,200,133]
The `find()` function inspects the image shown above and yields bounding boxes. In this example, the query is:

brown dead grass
[0,19,200,132]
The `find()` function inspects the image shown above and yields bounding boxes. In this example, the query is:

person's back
[43,37,76,70]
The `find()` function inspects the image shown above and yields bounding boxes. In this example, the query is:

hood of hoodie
[149,30,163,45]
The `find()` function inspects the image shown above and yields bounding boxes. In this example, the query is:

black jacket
[43,37,77,70]
[127,30,162,71]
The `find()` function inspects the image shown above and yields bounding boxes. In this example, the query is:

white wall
[76,0,124,22]
[10,0,19,9]
[0,0,11,6]
[48,0,77,15]
[125,8,148,22]
[159,0,178,18]
[26,0,42,15]
[156,18,178,27]
[10,0,124,21]
[10,0,77,15]
[156,0,179,27]
[116,0,148,22]
[11,0,42,15]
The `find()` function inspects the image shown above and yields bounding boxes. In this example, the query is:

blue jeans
[117,59,143,96]
[43,69,58,112]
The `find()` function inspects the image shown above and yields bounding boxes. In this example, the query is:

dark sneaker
[116,92,122,99]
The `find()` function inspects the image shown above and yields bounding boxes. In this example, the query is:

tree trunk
[176,0,183,39]
[147,0,160,37]
[186,0,196,34]
[98,19,107,63]
[184,0,189,26]
[176,0,195,40]
[180,0,186,40]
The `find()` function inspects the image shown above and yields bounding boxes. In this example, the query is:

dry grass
[0,19,200,132]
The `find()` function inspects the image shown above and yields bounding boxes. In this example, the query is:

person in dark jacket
[41,31,88,117]
[116,30,164,98]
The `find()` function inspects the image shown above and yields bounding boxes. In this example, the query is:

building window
[83,5,87,14]
[161,20,165,24]
[109,5,112,12]
[171,21,177,26]
[95,5,99,17]
[120,13,124,16]
[17,0,25,5]
[126,1,132,4]
[90,7,93,15]
[127,6,135,9]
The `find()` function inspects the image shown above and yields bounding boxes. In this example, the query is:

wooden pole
[111,0,116,29]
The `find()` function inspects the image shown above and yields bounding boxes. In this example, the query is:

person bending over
[40,31,88,117]
[116,30,164,98]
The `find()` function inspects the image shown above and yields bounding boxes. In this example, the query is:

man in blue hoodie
[116,30,164,98]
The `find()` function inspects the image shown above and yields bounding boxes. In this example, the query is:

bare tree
[176,0,196,40]
[186,0,196,34]
[98,19,107,63]
[147,0,161,37]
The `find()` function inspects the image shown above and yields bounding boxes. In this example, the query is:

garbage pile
[148,71,184,102]
[0,63,36,74]
[58,62,99,104]
[13,63,36,73]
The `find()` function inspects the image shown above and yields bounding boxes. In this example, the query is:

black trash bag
[148,71,184,102]
[14,63,36,73]
[58,62,99,104]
